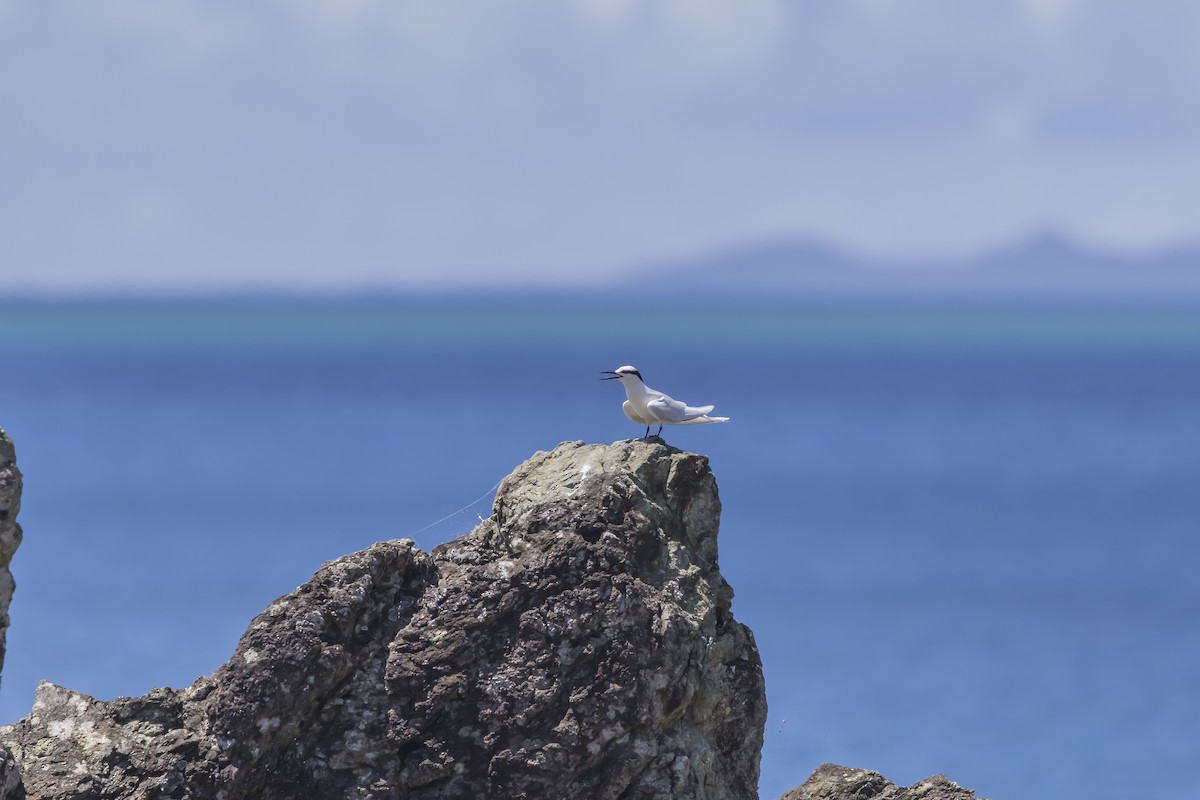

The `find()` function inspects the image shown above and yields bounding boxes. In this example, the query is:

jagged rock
[0,440,766,799]
[0,428,22,678]
[781,763,987,800]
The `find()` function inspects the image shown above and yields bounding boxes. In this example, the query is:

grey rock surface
[0,439,766,799]
[781,763,987,800]
[0,429,22,679]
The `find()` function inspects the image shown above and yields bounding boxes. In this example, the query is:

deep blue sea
[1,298,1198,799]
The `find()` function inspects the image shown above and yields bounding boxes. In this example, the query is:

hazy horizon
[2,228,1198,300]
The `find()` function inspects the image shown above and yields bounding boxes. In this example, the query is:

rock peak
[0,440,766,799]
[783,763,987,800]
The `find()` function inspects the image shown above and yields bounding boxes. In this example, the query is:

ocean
[0,297,1197,799]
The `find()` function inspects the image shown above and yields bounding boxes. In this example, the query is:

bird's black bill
[600,371,620,380]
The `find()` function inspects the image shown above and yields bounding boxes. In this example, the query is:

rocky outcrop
[782,763,986,800]
[0,440,766,799]
[0,429,22,679]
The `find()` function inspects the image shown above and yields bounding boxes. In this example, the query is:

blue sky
[3,0,1198,293]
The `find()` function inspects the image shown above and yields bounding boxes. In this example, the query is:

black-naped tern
[601,365,729,438]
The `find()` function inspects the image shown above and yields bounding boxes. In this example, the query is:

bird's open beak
[600,371,620,380]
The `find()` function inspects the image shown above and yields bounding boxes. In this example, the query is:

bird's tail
[676,415,729,425]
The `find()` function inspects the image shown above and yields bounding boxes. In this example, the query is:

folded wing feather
[647,394,714,422]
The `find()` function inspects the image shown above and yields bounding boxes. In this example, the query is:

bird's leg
[643,425,651,438]
[655,425,663,437]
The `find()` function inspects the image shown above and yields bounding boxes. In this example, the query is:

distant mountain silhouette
[631,234,1200,299]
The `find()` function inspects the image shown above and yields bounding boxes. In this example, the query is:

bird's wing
[646,393,707,423]
[622,400,651,425]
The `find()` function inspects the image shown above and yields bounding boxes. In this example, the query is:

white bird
[601,365,729,438]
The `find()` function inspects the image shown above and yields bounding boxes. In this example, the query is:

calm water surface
[0,298,1197,799]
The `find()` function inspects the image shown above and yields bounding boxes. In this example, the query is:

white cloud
[57,0,256,68]
[275,0,511,67]
[573,0,640,29]
[1019,0,1083,39]
[657,0,788,69]
[259,0,790,94]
